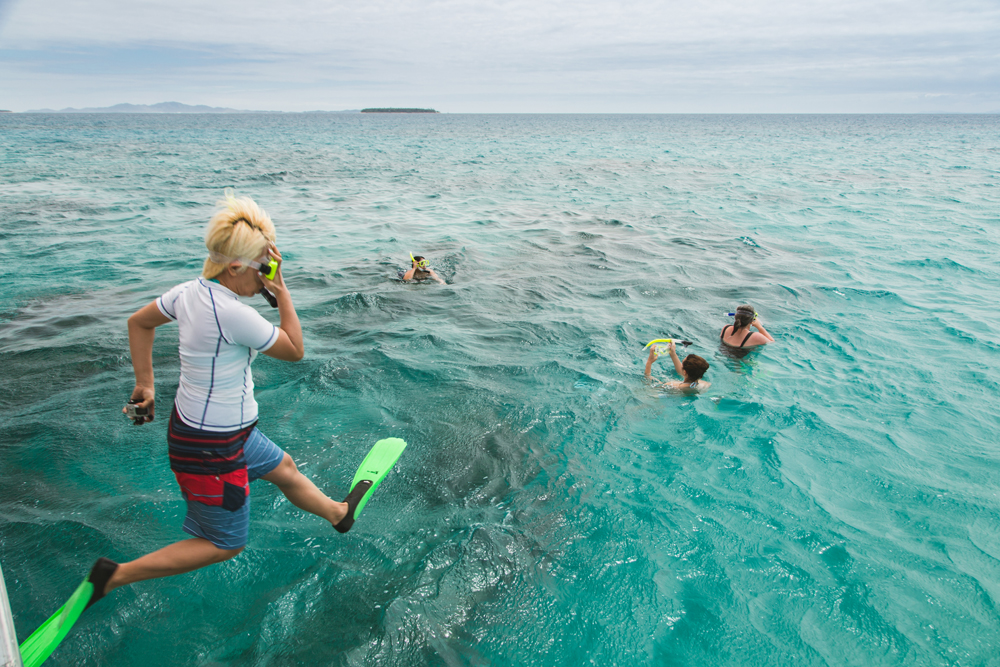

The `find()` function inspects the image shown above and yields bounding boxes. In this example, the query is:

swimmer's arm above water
[125,302,172,423]
[426,268,445,285]
[644,348,662,383]
[666,341,685,378]
[752,316,775,343]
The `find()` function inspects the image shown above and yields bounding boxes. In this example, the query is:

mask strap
[208,251,264,271]
[209,251,235,264]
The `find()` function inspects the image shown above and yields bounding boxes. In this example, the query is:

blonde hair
[202,190,277,279]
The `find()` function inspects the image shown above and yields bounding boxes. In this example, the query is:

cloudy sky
[1,0,998,112]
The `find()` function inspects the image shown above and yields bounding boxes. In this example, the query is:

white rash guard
[157,277,279,431]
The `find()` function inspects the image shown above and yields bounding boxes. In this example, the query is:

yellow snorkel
[644,339,694,356]
[644,338,694,349]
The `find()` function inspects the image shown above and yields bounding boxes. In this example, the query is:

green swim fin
[334,437,406,533]
[18,580,91,667]
[18,557,118,667]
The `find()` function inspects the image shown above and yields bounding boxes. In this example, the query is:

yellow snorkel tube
[644,338,694,348]
[644,338,695,355]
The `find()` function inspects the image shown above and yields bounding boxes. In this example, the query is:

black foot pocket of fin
[84,557,119,610]
[334,480,374,534]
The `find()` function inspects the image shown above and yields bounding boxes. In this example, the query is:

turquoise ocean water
[1,113,999,666]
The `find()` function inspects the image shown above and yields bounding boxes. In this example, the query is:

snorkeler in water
[645,340,711,392]
[720,304,773,349]
[402,253,445,284]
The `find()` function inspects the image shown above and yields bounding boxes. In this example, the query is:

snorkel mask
[410,252,429,269]
[208,250,280,307]
[251,256,279,280]
[725,310,758,320]
[209,251,278,280]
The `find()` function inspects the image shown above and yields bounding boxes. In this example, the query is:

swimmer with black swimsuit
[720,304,773,350]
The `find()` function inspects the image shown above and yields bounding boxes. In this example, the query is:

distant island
[22,102,360,114]
[12,102,443,114]
[361,108,439,113]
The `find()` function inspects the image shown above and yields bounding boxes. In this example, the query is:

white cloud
[1,0,999,111]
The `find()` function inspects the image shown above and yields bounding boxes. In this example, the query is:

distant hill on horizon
[24,102,361,114]
[361,108,439,113]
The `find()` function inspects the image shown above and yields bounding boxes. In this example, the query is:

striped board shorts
[180,427,286,549]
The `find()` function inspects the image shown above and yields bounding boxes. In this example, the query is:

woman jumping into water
[84,192,360,607]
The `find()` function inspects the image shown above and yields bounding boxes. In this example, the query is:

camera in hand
[125,399,148,425]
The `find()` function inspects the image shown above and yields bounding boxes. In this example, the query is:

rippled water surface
[1,113,999,666]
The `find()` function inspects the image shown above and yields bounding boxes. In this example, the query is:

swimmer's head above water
[403,252,445,284]
[682,355,709,382]
[644,339,711,390]
[732,304,757,330]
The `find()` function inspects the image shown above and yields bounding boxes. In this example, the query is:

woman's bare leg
[103,538,243,594]
[97,456,346,598]
[262,454,348,525]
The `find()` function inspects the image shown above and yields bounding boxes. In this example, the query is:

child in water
[645,341,711,392]
[401,253,445,284]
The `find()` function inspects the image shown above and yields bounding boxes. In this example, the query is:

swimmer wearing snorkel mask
[402,253,445,284]
[721,304,773,349]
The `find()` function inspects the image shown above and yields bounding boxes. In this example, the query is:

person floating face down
[645,340,711,392]
[402,253,445,284]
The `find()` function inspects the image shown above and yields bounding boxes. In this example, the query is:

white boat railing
[0,563,22,667]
